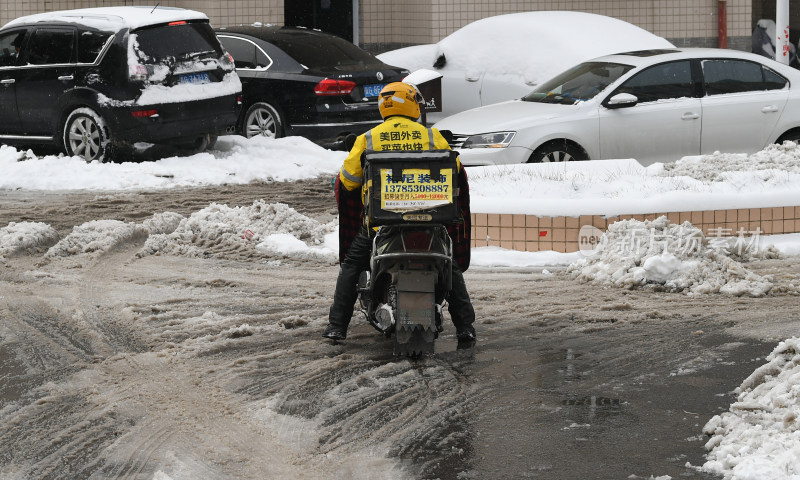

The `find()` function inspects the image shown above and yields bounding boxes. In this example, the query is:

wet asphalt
[421,325,771,480]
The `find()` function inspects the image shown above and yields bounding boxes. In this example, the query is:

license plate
[178,72,211,85]
[363,83,385,98]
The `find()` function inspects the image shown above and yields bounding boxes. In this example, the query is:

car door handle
[58,75,74,81]
[761,105,779,113]
[1,78,15,85]
[681,112,700,120]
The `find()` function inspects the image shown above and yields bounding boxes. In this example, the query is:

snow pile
[139,201,337,260]
[142,211,185,235]
[663,142,800,183]
[568,216,778,296]
[45,219,150,259]
[0,222,60,258]
[0,135,343,191]
[701,338,800,479]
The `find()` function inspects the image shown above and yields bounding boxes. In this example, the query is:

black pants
[328,230,475,332]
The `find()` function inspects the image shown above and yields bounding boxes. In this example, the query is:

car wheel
[63,108,110,163]
[243,102,283,139]
[777,129,800,145]
[529,140,587,163]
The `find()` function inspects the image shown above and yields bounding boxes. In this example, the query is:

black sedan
[215,25,408,146]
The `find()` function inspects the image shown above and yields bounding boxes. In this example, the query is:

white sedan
[434,48,800,167]
[376,11,674,124]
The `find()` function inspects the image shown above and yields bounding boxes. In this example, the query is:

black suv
[0,7,242,162]
[215,25,408,146]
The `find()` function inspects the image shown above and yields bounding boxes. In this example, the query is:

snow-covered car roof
[2,6,208,32]
[378,11,675,87]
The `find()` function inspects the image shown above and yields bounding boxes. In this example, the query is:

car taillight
[131,109,158,118]
[314,78,356,96]
[169,21,187,26]
[237,95,243,105]
[130,65,148,81]
[221,52,235,69]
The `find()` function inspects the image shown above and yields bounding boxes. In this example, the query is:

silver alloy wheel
[244,102,281,139]
[541,149,576,162]
[531,141,586,164]
[66,114,103,162]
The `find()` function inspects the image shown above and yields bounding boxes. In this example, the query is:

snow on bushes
[568,216,780,296]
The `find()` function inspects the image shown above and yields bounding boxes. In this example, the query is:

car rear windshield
[133,21,222,61]
[524,61,634,105]
[269,32,378,68]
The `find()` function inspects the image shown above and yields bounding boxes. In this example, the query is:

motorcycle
[355,149,461,356]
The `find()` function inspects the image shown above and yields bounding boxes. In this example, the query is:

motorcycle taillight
[402,231,432,251]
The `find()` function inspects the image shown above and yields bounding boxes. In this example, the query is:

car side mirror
[605,93,638,109]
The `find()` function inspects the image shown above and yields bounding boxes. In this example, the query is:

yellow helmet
[378,82,421,119]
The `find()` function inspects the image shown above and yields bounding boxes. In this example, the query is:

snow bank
[45,219,150,259]
[568,216,779,296]
[0,135,344,191]
[139,201,337,260]
[6,202,336,264]
[664,141,800,183]
[0,222,60,258]
[701,338,800,479]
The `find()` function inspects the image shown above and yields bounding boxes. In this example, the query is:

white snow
[567,216,780,297]
[135,72,242,105]
[378,11,673,84]
[2,6,208,31]
[0,222,59,257]
[0,136,343,190]
[700,338,800,479]
[137,200,337,262]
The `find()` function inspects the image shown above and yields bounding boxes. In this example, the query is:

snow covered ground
[2,134,800,479]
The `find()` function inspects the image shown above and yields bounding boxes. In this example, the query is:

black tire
[529,140,587,163]
[63,108,110,163]
[776,129,800,145]
[242,101,283,139]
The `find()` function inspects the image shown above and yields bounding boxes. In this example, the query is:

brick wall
[0,1,753,55]
[471,206,800,253]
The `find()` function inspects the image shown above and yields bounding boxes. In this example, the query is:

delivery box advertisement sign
[379,168,453,211]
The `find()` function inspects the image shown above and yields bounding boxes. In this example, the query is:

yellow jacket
[338,116,457,199]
